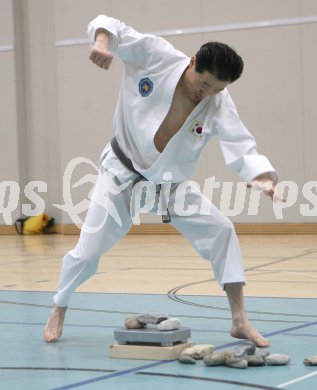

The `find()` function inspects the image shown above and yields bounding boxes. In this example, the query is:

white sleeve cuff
[235,154,278,183]
[87,15,119,51]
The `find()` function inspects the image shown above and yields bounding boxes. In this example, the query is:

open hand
[247,180,287,203]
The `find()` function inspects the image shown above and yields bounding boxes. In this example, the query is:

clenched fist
[89,30,113,70]
[89,46,113,69]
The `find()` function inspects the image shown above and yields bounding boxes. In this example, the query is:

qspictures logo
[0,157,316,230]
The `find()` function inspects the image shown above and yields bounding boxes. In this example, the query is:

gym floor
[1,233,317,389]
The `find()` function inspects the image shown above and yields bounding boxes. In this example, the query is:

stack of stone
[125,313,182,331]
[179,344,291,369]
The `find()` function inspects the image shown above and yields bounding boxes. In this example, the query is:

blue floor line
[50,361,172,390]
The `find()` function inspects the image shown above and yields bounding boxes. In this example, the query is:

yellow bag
[15,213,55,235]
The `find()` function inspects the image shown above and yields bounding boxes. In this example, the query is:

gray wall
[1,0,317,225]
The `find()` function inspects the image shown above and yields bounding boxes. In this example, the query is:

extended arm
[215,91,285,202]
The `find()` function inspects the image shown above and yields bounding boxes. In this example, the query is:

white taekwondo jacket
[87,15,277,185]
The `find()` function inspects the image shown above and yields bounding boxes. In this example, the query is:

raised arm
[87,15,148,68]
[87,15,185,69]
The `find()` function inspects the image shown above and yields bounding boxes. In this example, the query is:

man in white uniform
[44,15,282,347]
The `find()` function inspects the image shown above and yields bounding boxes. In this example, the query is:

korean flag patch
[189,120,203,140]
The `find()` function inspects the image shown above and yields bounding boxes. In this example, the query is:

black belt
[110,137,171,223]
[111,137,144,178]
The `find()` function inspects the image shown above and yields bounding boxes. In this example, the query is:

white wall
[1,0,317,225]
[0,0,20,225]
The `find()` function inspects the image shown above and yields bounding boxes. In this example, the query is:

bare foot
[43,305,67,342]
[231,318,270,347]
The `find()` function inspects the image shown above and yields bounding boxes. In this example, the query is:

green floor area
[1,291,317,389]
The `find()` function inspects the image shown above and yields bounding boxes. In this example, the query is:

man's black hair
[195,42,244,83]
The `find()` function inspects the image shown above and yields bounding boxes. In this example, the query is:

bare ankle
[43,305,67,342]
[52,304,67,313]
[232,311,247,324]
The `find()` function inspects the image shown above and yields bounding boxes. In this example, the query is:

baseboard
[1,223,317,235]
[0,225,17,235]
[233,223,317,235]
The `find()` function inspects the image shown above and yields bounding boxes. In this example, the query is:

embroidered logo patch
[139,77,153,97]
[189,120,203,140]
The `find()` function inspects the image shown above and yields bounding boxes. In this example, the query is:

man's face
[184,56,230,103]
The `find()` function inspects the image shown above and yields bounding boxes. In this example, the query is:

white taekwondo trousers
[53,147,245,307]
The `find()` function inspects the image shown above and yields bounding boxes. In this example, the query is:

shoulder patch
[139,77,153,97]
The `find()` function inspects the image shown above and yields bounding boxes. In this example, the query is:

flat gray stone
[265,354,291,366]
[204,351,235,366]
[235,345,256,357]
[245,354,265,366]
[178,355,196,364]
[114,327,191,346]
[226,357,248,369]
[157,318,182,331]
[235,346,268,366]
[182,344,214,359]
[304,356,317,366]
[255,348,270,358]
[125,316,146,329]
[204,353,225,366]
[136,313,168,325]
